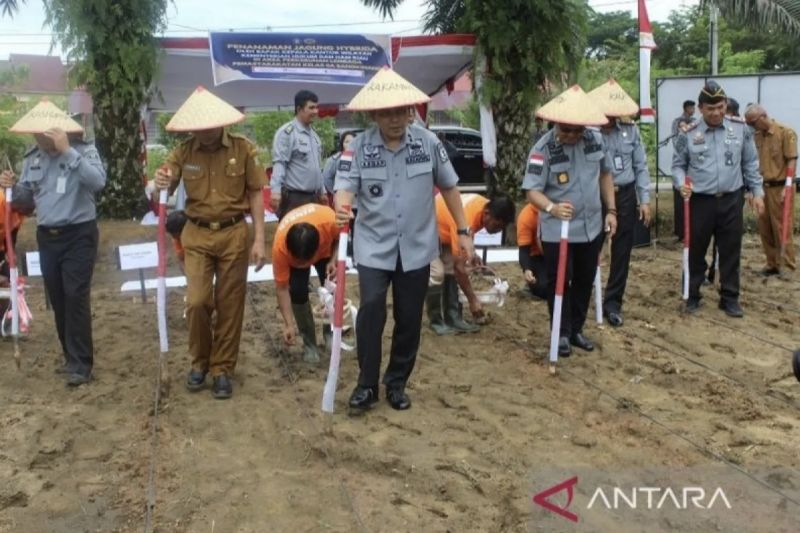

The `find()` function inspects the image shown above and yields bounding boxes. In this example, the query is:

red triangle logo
[532,476,579,523]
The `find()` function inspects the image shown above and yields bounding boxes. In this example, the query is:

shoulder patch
[528,153,545,175]
[436,142,449,164]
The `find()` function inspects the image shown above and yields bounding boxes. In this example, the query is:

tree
[0,0,23,17]
[705,0,800,37]
[361,0,589,199]
[43,0,169,218]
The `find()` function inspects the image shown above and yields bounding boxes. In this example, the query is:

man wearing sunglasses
[744,104,798,275]
[523,85,617,357]
[672,81,764,317]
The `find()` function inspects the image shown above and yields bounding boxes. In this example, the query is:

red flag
[638,0,657,50]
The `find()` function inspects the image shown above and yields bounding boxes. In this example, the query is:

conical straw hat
[346,67,430,112]
[9,100,83,134]
[165,86,245,132]
[588,79,639,117]
[535,85,608,127]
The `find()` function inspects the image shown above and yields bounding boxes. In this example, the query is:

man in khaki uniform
[154,87,266,399]
[744,104,798,274]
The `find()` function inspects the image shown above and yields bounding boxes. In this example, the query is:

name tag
[613,155,624,172]
[56,177,67,194]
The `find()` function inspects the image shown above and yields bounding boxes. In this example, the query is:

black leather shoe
[186,369,207,392]
[558,337,572,357]
[570,333,594,352]
[718,300,744,318]
[606,311,624,327]
[66,373,92,387]
[212,375,233,399]
[685,298,701,314]
[760,267,780,277]
[348,386,379,412]
[386,388,411,411]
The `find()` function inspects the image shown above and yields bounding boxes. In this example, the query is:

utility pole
[710,4,719,75]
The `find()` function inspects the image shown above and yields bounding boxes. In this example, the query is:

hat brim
[165,115,245,133]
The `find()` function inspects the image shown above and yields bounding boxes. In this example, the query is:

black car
[430,126,487,192]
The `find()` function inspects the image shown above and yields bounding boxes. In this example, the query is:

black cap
[698,81,726,105]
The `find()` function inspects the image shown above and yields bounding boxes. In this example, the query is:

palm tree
[360,0,589,199]
[705,0,800,36]
[0,0,23,17]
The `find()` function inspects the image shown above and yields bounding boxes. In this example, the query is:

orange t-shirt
[435,193,488,254]
[272,204,339,287]
[0,191,24,253]
[516,204,542,256]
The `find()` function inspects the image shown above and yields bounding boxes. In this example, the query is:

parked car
[429,125,487,192]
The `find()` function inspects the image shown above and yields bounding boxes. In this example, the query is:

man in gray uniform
[334,67,475,413]
[1,101,106,386]
[672,81,764,317]
[523,85,617,357]
[588,80,651,327]
[271,90,325,218]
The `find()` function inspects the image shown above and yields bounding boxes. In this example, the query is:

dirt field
[1,216,799,532]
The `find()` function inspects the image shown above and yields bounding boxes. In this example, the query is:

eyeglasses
[745,113,765,126]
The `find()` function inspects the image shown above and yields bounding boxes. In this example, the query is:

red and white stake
[682,177,691,301]
[322,205,351,413]
[594,260,603,325]
[780,167,795,271]
[549,219,570,374]
[4,186,20,368]
[156,173,169,353]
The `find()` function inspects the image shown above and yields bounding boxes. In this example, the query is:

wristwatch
[545,202,554,213]
[457,227,472,236]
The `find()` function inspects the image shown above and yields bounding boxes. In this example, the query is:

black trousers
[673,187,684,239]
[543,234,604,338]
[278,189,319,220]
[355,257,429,390]
[603,183,637,314]
[37,220,98,377]
[688,190,744,303]
[289,258,328,305]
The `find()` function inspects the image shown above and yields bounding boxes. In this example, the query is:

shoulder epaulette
[283,124,294,135]
[728,116,745,124]
[23,145,39,157]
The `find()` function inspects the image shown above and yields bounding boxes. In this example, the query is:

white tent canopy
[150,34,476,111]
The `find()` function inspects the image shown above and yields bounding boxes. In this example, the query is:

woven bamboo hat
[588,79,639,117]
[535,85,608,127]
[165,86,245,132]
[346,67,430,112]
[9,100,84,134]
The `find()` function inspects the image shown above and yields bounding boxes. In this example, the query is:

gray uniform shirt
[671,117,763,197]
[601,122,651,204]
[334,124,459,271]
[270,118,323,195]
[322,153,340,194]
[522,129,612,243]
[12,142,106,226]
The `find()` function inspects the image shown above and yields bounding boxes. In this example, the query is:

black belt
[693,190,742,199]
[38,220,95,236]
[188,214,244,230]
[613,182,635,192]
[764,180,786,188]
[285,189,317,195]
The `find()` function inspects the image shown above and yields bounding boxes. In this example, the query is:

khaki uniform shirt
[165,130,265,220]
[753,119,798,182]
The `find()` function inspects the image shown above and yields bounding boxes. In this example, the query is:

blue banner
[209,32,392,86]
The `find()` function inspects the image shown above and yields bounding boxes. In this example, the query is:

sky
[0,0,698,60]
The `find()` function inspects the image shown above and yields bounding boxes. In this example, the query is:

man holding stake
[588,79,651,328]
[334,67,474,413]
[154,87,266,399]
[672,81,764,317]
[523,85,617,357]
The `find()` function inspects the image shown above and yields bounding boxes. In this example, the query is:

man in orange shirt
[427,193,515,334]
[272,203,339,364]
[516,203,548,300]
